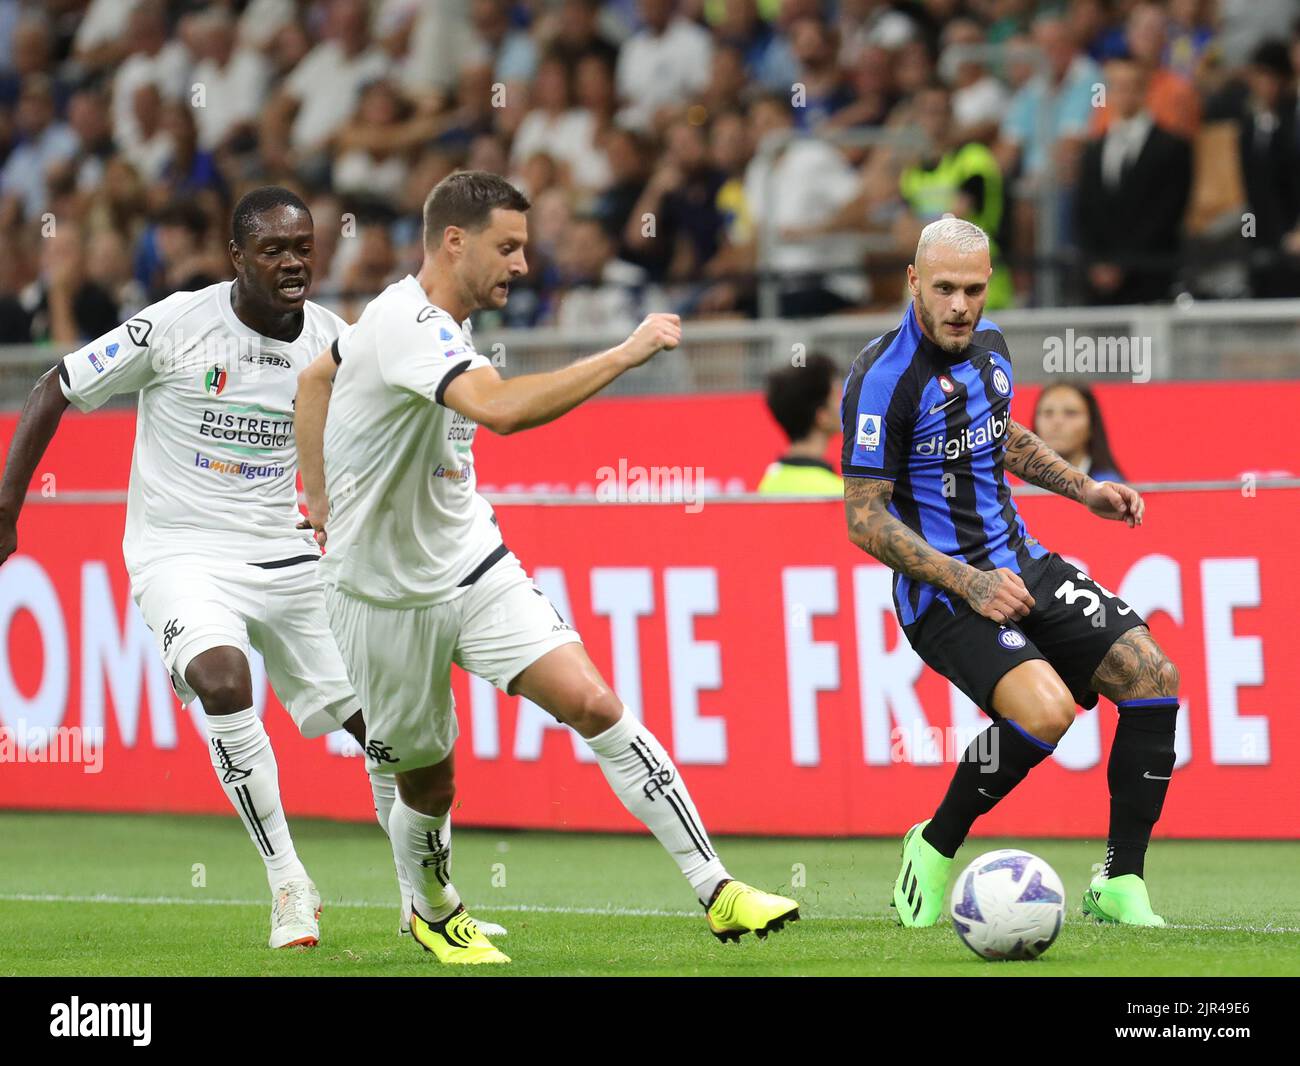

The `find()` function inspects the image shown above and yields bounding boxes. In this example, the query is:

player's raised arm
[844,476,1034,623]
[0,365,71,564]
[441,313,680,435]
[294,345,340,539]
[1004,419,1143,527]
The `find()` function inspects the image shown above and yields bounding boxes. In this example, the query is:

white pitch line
[1,892,1297,934]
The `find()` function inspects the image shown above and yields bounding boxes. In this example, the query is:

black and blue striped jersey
[841,305,1047,626]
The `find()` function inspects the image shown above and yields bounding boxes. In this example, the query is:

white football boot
[269,878,321,948]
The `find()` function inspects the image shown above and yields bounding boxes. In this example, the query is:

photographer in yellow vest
[758,352,844,496]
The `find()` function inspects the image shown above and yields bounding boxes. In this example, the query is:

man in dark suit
[1076,54,1192,304]
[1234,40,1300,298]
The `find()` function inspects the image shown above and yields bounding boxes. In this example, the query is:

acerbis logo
[239,352,291,370]
[914,411,1007,460]
[997,628,1027,650]
[204,365,228,395]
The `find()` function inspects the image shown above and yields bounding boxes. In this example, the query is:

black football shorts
[902,551,1148,714]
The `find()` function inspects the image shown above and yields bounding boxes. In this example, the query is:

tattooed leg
[1091,626,1180,879]
[1090,626,1180,702]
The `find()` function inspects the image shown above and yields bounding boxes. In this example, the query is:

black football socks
[1102,697,1179,879]
[922,718,1055,858]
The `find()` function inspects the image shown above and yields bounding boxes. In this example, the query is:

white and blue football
[950,849,1065,960]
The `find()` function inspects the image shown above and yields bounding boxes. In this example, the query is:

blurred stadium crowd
[3,0,1300,343]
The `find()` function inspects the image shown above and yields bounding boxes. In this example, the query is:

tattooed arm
[845,477,1035,622]
[1003,420,1092,500]
[1004,420,1145,527]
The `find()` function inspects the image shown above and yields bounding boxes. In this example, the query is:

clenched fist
[621,313,682,367]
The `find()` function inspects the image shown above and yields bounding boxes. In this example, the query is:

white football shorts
[322,550,582,774]
[132,554,359,738]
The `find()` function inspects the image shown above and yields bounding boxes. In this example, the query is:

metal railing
[3,297,1300,410]
[473,298,1300,392]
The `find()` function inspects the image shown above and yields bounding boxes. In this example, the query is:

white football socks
[368,770,413,919]
[205,708,308,890]
[586,710,729,905]
[387,791,461,923]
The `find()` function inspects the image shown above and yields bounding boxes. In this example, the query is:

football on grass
[950,849,1065,960]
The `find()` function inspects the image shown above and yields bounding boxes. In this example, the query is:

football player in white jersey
[295,172,800,965]
[0,188,406,950]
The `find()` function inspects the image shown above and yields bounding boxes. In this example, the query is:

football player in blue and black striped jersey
[842,218,1180,928]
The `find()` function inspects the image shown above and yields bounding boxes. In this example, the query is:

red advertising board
[0,489,1293,838]
[3,380,1297,500]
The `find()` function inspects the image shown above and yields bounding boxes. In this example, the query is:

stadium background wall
[0,484,1293,839]
[1,380,1297,497]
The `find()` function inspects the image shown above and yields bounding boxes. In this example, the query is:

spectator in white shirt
[111,0,190,156]
[400,0,477,94]
[510,55,596,185]
[190,10,270,153]
[127,81,173,186]
[742,93,866,314]
[569,53,617,192]
[940,17,1009,145]
[554,214,646,333]
[237,0,298,53]
[332,80,417,208]
[260,0,387,183]
[616,0,712,131]
[72,0,134,76]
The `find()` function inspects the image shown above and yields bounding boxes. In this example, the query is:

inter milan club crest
[998,627,1027,650]
[204,365,228,396]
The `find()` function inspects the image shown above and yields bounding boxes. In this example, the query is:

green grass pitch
[1,811,1296,976]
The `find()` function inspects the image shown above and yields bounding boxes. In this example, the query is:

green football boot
[892,820,954,927]
[1082,873,1166,927]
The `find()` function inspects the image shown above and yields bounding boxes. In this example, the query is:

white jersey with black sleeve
[319,274,503,607]
[58,282,347,576]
